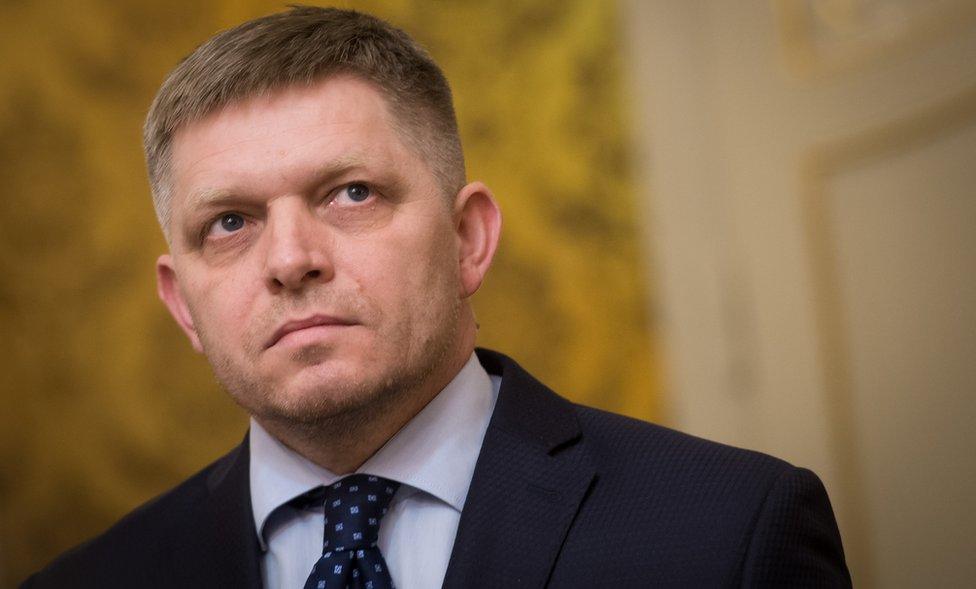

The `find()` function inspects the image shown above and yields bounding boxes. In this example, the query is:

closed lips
[266,315,355,348]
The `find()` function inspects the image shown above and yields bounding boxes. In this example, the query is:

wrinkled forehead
[174,76,396,149]
[170,78,414,189]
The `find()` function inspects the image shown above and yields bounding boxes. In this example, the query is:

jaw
[252,305,478,472]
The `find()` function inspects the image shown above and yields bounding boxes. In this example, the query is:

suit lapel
[170,436,264,589]
[442,350,596,588]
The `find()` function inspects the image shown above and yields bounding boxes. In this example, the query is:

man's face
[157,76,470,425]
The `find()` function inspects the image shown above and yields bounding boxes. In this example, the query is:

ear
[453,181,502,298]
[156,254,204,353]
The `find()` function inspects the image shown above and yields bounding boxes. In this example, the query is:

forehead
[168,76,420,208]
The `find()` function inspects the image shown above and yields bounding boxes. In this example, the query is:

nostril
[306,270,321,280]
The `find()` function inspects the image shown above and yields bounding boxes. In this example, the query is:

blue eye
[343,183,371,203]
[219,213,245,232]
[207,213,245,237]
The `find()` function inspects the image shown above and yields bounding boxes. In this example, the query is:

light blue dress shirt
[249,353,500,589]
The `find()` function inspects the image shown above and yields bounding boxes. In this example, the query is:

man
[24,6,851,588]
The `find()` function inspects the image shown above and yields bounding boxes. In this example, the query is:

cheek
[340,233,453,331]
[183,269,256,339]
[376,227,456,292]
[400,236,460,323]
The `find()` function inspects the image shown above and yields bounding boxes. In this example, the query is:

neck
[256,313,478,474]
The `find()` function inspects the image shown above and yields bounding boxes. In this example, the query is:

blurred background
[0,0,973,587]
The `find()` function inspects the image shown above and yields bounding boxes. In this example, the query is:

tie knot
[315,474,400,552]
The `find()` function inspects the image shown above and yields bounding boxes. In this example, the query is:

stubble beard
[199,289,462,445]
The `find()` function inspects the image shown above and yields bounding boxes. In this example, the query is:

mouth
[265,314,357,349]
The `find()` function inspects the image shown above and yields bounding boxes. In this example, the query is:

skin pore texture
[155,75,501,473]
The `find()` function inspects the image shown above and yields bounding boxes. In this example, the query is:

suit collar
[171,435,263,589]
[473,348,583,452]
[443,349,597,588]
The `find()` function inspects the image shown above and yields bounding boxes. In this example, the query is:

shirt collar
[249,352,499,549]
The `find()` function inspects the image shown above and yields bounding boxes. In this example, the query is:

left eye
[208,213,246,236]
[338,183,372,203]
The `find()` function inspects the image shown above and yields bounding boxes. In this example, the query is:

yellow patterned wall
[0,1,658,583]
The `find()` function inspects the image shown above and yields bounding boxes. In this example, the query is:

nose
[263,197,333,292]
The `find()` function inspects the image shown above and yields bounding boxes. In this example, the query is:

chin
[244,362,401,426]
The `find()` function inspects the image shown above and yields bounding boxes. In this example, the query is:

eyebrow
[182,153,373,213]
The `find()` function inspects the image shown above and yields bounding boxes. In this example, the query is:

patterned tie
[302,474,401,589]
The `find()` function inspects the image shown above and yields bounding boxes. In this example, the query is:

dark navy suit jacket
[24,349,851,587]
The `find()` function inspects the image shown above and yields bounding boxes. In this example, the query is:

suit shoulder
[22,444,245,587]
[573,404,794,487]
[552,407,850,585]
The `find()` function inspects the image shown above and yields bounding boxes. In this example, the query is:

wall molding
[801,83,976,587]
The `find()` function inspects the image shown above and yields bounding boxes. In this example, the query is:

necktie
[302,474,401,589]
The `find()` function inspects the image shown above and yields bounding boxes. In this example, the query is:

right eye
[208,213,246,236]
[334,182,374,205]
